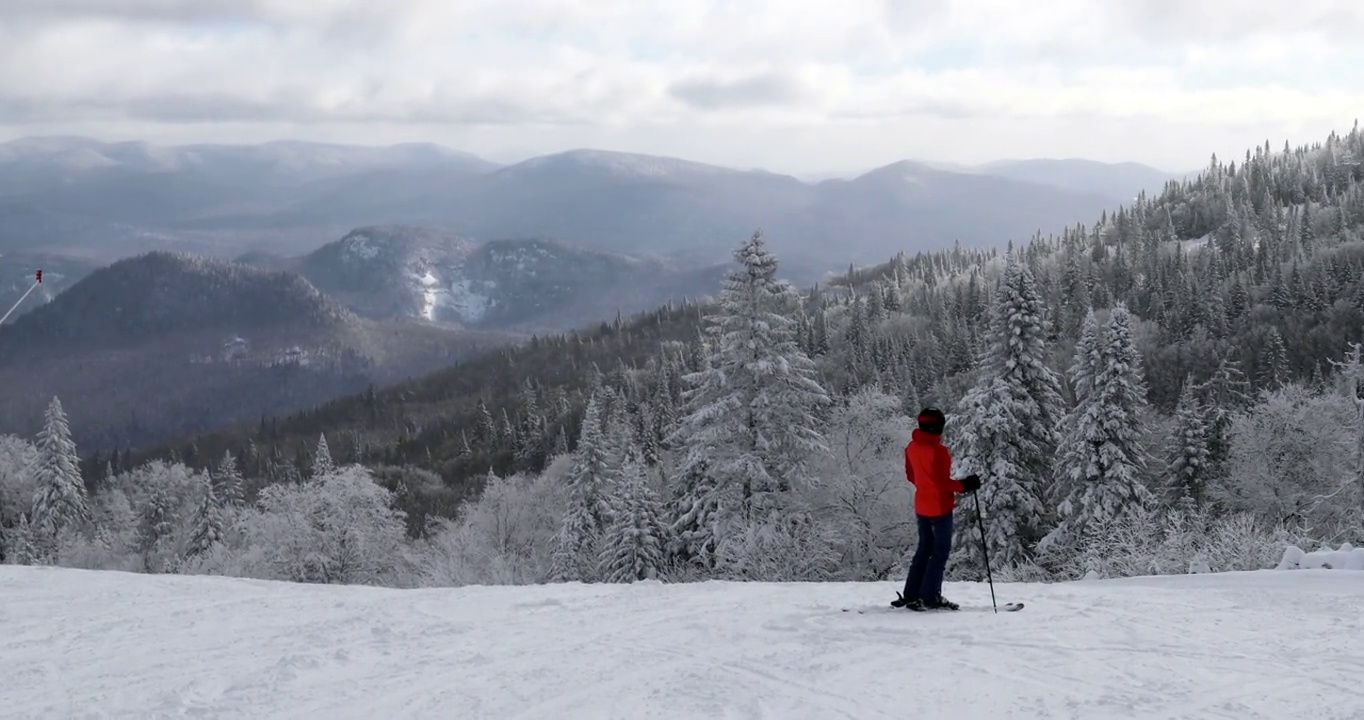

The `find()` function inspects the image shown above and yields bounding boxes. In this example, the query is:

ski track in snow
[1,568,1362,719]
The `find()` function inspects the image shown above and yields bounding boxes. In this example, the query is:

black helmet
[917,407,946,435]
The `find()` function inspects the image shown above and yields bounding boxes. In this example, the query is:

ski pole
[0,270,42,325]
[972,488,998,613]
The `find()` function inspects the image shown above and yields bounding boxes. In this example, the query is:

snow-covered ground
[2,567,1362,719]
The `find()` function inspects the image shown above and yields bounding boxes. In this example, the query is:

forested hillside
[0,252,507,451]
[3,125,1362,587]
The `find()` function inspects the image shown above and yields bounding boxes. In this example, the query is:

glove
[960,474,982,492]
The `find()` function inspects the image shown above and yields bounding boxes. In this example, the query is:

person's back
[894,408,981,611]
[905,428,955,518]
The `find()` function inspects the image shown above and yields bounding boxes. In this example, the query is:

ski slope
[2,566,1361,719]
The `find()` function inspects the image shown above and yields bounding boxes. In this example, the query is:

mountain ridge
[0,136,1177,280]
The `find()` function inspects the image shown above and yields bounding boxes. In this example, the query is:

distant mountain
[0,137,501,258]
[971,158,1178,204]
[778,160,1121,267]
[273,225,727,333]
[0,136,1159,282]
[0,252,510,451]
[436,149,812,267]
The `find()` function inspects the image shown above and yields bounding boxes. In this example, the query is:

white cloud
[0,0,1360,174]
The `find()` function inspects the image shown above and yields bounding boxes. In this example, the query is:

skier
[891,407,981,611]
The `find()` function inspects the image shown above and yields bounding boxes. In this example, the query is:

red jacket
[904,429,964,517]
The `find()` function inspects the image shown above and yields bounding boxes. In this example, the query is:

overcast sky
[0,0,1360,176]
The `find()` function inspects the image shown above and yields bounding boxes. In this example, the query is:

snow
[3,567,1362,719]
[402,268,493,323]
[1278,543,1364,570]
[1178,234,1212,253]
[445,277,493,323]
[343,234,381,261]
[413,269,441,321]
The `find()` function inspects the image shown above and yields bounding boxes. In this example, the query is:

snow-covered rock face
[445,278,494,323]
[406,268,495,323]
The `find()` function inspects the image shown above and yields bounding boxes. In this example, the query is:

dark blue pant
[903,513,954,601]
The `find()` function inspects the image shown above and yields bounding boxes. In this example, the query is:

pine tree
[214,450,245,507]
[474,399,496,449]
[653,359,677,448]
[1165,378,1211,509]
[137,483,178,573]
[600,389,635,494]
[1069,309,1104,405]
[549,390,615,582]
[638,402,660,466]
[951,256,1066,569]
[312,433,336,479]
[1044,304,1153,553]
[499,409,516,450]
[28,396,91,558]
[515,379,545,470]
[1196,358,1253,474]
[1261,327,1290,389]
[669,231,830,531]
[11,513,36,565]
[597,452,667,583]
[186,480,224,558]
[666,453,723,567]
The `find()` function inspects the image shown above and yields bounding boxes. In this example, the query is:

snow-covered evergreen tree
[951,256,1066,569]
[1261,327,1290,389]
[1196,358,1253,474]
[1166,378,1211,509]
[653,359,678,448]
[597,452,666,583]
[549,390,615,582]
[1044,304,1153,552]
[637,402,660,466]
[9,513,36,565]
[600,388,634,496]
[515,378,545,470]
[669,231,830,534]
[185,479,224,558]
[214,450,245,507]
[136,482,178,573]
[312,433,336,479]
[474,399,496,448]
[28,396,91,558]
[1069,310,1104,405]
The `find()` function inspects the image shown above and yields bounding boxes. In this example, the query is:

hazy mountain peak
[852,159,945,183]
[500,148,741,178]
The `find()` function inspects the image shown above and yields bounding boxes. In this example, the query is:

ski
[841,602,1023,614]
